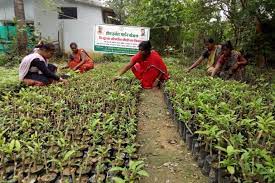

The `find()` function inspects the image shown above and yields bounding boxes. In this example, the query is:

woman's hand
[209,76,214,80]
[112,76,121,82]
[72,67,80,72]
[61,65,68,69]
[59,78,68,84]
[186,68,192,73]
[69,54,74,60]
[231,62,239,71]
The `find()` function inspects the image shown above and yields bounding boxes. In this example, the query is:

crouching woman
[19,43,67,86]
[211,41,248,80]
[113,41,169,89]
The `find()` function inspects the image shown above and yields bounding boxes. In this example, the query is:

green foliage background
[107,0,275,66]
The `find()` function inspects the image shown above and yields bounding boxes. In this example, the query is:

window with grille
[58,7,77,19]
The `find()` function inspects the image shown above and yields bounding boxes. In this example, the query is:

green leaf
[0,128,8,137]
[227,166,235,175]
[137,170,149,177]
[9,139,15,152]
[109,167,125,172]
[216,130,225,136]
[130,160,144,170]
[14,140,21,152]
[112,177,126,183]
[227,145,235,156]
[128,160,135,169]
[195,130,209,135]
[63,150,75,161]
[214,145,226,152]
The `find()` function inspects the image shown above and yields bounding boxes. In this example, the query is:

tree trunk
[255,17,267,68]
[193,38,196,60]
[14,0,27,53]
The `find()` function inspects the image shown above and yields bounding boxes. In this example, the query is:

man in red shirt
[113,41,169,89]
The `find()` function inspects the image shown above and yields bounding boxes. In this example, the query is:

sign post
[93,24,150,55]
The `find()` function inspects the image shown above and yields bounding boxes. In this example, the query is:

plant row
[0,63,147,183]
[164,65,275,183]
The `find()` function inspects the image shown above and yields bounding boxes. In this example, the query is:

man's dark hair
[139,41,151,51]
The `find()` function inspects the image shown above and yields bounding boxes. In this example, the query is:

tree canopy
[106,0,275,66]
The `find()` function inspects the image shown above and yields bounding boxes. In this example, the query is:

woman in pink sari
[113,41,169,89]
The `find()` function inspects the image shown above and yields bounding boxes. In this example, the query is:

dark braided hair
[222,40,233,50]
[139,41,151,51]
[206,38,214,44]
[37,43,55,52]
[70,42,78,48]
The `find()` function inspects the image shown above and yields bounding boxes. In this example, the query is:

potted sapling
[109,160,149,183]
[26,141,44,176]
[37,151,58,183]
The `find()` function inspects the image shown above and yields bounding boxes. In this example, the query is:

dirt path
[137,88,208,183]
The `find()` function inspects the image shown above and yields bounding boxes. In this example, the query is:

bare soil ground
[137,88,208,183]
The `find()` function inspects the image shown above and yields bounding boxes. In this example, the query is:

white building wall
[0,0,34,21]
[62,3,104,52]
[34,0,104,52]
[0,0,104,52]
[33,0,59,41]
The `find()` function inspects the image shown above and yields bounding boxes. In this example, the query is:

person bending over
[113,41,169,89]
[211,41,248,80]
[187,38,222,74]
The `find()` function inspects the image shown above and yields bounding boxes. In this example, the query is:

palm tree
[14,0,27,53]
